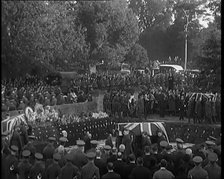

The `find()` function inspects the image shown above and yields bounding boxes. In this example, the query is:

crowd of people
[2,122,221,179]
[103,87,221,124]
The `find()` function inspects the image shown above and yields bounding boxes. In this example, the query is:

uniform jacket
[46,161,61,179]
[152,168,175,179]
[60,162,80,179]
[102,171,121,179]
[130,166,152,179]
[81,161,100,179]
[188,166,208,179]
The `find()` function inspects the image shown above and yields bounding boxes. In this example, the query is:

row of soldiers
[103,88,221,124]
[2,128,221,179]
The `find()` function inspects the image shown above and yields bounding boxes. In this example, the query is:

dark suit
[153,168,175,179]
[81,161,100,179]
[17,159,32,179]
[113,159,126,178]
[59,162,80,179]
[102,171,121,179]
[43,143,55,160]
[130,166,152,179]
[123,163,136,179]
[70,149,88,169]
[46,162,61,179]
[94,158,107,177]
[29,161,45,179]
[5,154,19,179]
[107,154,117,163]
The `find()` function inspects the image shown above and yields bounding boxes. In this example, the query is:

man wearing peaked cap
[81,151,100,179]
[43,137,56,160]
[46,153,62,179]
[17,150,32,179]
[22,150,31,158]
[48,136,56,142]
[188,156,208,179]
[30,153,45,179]
[160,140,168,148]
[5,145,19,179]
[10,145,19,153]
[55,137,67,154]
[35,153,43,160]
[69,140,88,169]
[204,152,221,179]
[104,145,112,150]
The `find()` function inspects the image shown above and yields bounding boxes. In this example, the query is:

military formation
[2,126,221,179]
[103,88,221,124]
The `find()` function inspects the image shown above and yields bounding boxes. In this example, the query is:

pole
[184,32,187,71]
[183,9,189,71]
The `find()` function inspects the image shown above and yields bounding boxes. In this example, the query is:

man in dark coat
[129,157,152,179]
[122,129,133,158]
[42,137,56,160]
[45,153,62,179]
[81,152,100,179]
[5,145,19,179]
[29,153,45,179]
[17,150,32,179]
[123,154,136,179]
[113,152,126,179]
[102,162,121,179]
[70,140,88,169]
[10,126,23,155]
[188,156,208,179]
[59,153,80,179]
[94,149,107,178]
[152,159,175,179]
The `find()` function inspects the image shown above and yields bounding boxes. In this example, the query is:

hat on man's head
[35,153,43,160]
[208,152,218,162]
[48,137,56,142]
[205,141,215,146]
[176,138,184,143]
[160,141,168,148]
[22,150,31,157]
[193,156,203,163]
[59,137,68,143]
[90,140,98,146]
[11,145,19,152]
[76,140,85,146]
[104,145,112,150]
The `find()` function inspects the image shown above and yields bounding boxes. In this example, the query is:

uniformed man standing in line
[45,153,62,179]
[204,152,221,179]
[43,137,56,160]
[187,156,208,179]
[70,140,88,169]
[29,153,45,179]
[17,150,32,179]
[5,145,19,179]
[23,135,36,165]
[59,153,80,179]
[81,152,100,179]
